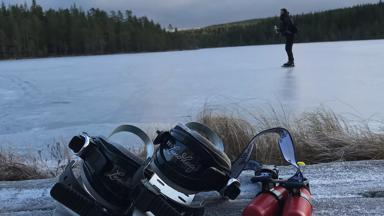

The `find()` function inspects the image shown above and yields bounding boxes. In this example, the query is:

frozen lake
[1,39,384,154]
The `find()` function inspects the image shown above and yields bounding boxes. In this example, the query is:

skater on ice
[276,8,298,67]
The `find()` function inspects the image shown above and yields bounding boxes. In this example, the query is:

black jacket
[279,14,296,37]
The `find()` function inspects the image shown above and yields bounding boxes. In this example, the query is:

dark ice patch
[360,190,384,198]
[51,101,71,104]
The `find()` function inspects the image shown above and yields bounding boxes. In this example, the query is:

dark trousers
[285,35,294,63]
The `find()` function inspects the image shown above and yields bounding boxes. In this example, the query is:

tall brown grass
[1,106,384,181]
[198,106,384,165]
[0,141,71,181]
[0,151,49,181]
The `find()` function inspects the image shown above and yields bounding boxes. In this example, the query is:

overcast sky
[3,0,381,28]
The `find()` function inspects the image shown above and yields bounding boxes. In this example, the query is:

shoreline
[1,38,383,62]
[1,160,383,215]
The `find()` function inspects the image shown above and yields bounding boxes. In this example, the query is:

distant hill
[175,2,384,48]
[204,18,262,29]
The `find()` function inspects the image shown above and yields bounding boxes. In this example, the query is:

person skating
[277,8,297,67]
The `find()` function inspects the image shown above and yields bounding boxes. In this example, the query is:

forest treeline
[0,0,186,59]
[0,1,384,59]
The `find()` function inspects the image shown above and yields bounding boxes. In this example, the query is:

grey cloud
[3,0,380,27]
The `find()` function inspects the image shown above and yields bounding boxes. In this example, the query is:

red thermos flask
[243,186,289,216]
[282,187,312,216]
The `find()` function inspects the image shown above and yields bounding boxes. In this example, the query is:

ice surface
[1,40,384,155]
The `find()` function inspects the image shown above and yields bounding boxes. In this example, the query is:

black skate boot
[282,61,294,67]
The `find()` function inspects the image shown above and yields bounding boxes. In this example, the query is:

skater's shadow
[279,67,297,106]
[284,67,294,74]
